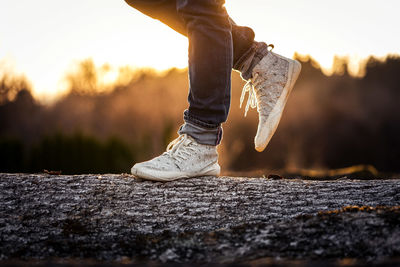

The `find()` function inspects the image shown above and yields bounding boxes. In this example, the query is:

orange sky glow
[1,0,399,101]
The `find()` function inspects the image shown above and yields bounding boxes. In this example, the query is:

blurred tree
[65,59,98,95]
[29,133,134,174]
[332,56,349,76]
[0,137,25,172]
[0,74,32,104]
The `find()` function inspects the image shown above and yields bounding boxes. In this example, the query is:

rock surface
[0,173,399,264]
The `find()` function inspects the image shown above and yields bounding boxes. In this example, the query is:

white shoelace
[165,135,196,163]
[240,73,259,117]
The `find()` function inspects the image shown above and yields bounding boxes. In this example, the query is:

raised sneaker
[240,49,301,152]
[131,134,220,181]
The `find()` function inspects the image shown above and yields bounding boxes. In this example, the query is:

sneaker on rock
[131,134,220,182]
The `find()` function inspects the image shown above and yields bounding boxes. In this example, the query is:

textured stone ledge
[0,173,399,263]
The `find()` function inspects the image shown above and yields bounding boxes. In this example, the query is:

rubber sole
[131,162,221,182]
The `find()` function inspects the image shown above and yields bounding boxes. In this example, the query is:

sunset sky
[1,0,399,100]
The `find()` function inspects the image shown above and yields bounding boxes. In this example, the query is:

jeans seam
[223,32,232,122]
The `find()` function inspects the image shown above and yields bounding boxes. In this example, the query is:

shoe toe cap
[254,138,267,152]
[131,162,147,175]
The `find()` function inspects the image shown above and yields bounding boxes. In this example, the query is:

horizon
[1,0,400,100]
[1,52,398,104]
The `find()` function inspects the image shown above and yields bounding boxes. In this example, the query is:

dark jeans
[124,0,260,145]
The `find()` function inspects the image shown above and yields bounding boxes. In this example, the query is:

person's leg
[125,0,230,145]
[124,0,269,148]
[163,0,301,153]
[175,0,232,146]
[125,0,301,158]
[128,0,233,180]
[124,0,187,36]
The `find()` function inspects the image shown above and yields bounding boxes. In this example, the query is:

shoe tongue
[182,137,192,147]
[171,134,192,152]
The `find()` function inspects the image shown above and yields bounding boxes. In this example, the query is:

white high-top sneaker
[240,49,301,152]
[131,134,220,182]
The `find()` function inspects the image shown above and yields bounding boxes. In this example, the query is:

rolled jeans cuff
[234,41,270,80]
[178,122,222,146]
